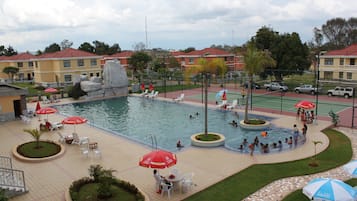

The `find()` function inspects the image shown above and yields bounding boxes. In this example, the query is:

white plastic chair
[181,172,195,193]
[56,132,66,143]
[42,96,50,104]
[72,133,89,145]
[145,90,155,98]
[149,91,159,98]
[161,182,173,199]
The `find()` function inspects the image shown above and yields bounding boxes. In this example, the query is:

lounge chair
[72,133,89,145]
[227,100,238,110]
[145,90,155,98]
[56,132,66,143]
[140,89,148,97]
[216,100,227,109]
[174,93,184,102]
[51,122,64,130]
[149,91,159,98]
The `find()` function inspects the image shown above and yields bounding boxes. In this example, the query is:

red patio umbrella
[36,107,57,120]
[62,116,88,133]
[44,87,58,93]
[139,149,177,169]
[294,100,315,110]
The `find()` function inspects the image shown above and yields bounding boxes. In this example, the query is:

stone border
[239,120,270,130]
[191,132,225,147]
[12,141,65,162]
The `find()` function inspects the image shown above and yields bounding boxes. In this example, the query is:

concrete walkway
[0,95,346,201]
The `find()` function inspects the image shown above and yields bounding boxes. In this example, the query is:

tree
[132,42,146,51]
[182,47,196,53]
[128,51,152,81]
[2,66,19,83]
[187,58,227,134]
[313,17,357,50]
[44,43,61,53]
[23,128,43,148]
[60,39,73,50]
[251,27,310,80]
[78,42,95,53]
[108,43,121,55]
[243,44,276,123]
[0,45,17,56]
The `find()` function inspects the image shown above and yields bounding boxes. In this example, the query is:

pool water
[55,96,299,153]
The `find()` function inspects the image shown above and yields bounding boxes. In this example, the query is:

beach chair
[51,122,64,130]
[140,89,148,97]
[216,100,227,109]
[56,132,66,143]
[145,90,155,98]
[149,91,159,98]
[174,93,184,102]
[227,100,238,110]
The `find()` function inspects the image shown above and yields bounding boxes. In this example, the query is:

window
[63,60,71,67]
[28,61,34,67]
[189,58,194,64]
[324,58,333,65]
[347,72,352,80]
[90,59,97,66]
[339,58,344,65]
[17,62,23,67]
[350,58,355,65]
[35,61,38,68]
[323,71,333,79]
[96,72,100,77]
[77,59,84,67]
[64,74,72,82]
[339,72,343,79]
[90,73,93,77]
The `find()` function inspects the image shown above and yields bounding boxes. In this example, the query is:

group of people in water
[238,123,308,155]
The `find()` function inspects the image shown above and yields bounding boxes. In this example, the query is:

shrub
[0,189,8,201]
[68,83,86,100]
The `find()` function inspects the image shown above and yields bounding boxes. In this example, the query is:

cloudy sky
[0,0,355,52]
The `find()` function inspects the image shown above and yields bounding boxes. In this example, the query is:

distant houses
[0,47,244,87]
[319,44,357,83]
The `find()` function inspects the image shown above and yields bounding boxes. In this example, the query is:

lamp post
[315,53,320,123]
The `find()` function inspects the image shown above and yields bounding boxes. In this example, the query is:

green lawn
[184,129,352,201]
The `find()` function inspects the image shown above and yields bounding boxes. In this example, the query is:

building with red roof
[319,44,357,82]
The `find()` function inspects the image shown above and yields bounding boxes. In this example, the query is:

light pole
[315,52,320,123]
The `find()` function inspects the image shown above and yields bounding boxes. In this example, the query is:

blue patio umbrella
[303,178,357,201]
[344,160,357,178]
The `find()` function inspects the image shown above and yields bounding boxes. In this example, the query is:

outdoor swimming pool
[55,96,300,153]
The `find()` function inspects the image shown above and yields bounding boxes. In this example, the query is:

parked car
[327,86,354,98]
[294,84,321,95]
[243,82,261,89]
[263,82,288,92]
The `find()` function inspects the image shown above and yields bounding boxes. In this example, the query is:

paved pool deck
[0,92,348,201]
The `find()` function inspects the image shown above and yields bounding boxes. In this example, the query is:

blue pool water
[55,96,298,153]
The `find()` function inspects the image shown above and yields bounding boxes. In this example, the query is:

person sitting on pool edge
[176,140,184,149]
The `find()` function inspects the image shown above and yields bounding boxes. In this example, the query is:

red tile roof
[0,53,36,61]
[185,48,232,56]
[106,51,133,58]
[37,48,100,59]
[325,44,357,56]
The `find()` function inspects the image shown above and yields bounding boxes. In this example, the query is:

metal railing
[0,156,12,169]
[0,168,26,192]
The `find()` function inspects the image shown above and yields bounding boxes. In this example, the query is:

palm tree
[243,44,276,123]
[23,128,43,148]
[186,58,227,134]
